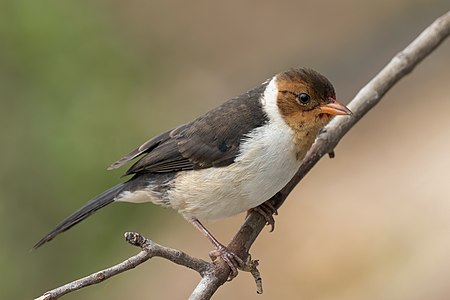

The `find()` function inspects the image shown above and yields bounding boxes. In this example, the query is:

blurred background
[1,1,449,299]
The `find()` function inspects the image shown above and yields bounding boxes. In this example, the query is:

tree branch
[189,9,450,298]
[36,232,211,300]
[35,10,450,300]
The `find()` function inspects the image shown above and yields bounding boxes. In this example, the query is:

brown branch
[35,10,450,300]
[35,232,211,300]
[189,9,450,298]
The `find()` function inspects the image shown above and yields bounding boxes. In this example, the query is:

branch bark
[35,10,450,300]
[36,232,211,300]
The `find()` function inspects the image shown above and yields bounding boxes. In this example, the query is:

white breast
[168,78,302,221]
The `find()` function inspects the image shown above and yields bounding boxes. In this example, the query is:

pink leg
[191,218,244,279]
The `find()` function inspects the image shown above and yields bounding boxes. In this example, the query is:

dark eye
[297,93,310,105]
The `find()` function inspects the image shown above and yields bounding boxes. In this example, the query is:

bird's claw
[209,244,244,280]
[248,201,278,232]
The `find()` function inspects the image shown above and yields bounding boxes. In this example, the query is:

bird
[34,67,351,277]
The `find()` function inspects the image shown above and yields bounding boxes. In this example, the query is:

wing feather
[109,81,269,175]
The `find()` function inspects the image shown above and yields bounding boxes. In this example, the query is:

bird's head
[275,68,352,133]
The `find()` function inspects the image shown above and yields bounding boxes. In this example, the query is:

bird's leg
[247,200,278,232]
[190,218,244,280]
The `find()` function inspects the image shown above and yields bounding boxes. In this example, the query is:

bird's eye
[297,93,311,105]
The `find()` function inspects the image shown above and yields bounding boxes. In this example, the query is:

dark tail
[33,182,126,249]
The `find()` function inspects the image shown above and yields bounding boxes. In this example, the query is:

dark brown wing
[107,129,172,170]
[109,82,269,175]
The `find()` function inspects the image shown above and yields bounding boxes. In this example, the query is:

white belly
[115,77,307,221]
[168,121,302,221]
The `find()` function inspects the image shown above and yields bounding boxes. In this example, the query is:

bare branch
[35,232,211,300]
[190,10,450,297]
[35,10,450,300]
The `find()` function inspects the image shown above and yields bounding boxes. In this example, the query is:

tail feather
[33,183,126,249]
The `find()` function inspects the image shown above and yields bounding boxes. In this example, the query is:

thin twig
[35,10,450,300]
[35,232,211,300]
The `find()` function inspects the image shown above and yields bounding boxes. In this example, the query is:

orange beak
[319,99,352,116]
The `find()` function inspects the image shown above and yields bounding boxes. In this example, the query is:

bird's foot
[247,201,278,232]
[209,243,245,280]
